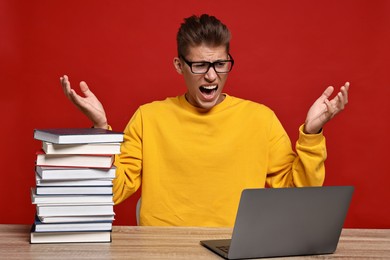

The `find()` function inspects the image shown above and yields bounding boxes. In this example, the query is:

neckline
[179,94,231,114]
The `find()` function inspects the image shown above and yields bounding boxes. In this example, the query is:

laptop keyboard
[217,245,230,254]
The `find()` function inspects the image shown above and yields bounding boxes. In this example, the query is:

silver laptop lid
[228,186,354,259]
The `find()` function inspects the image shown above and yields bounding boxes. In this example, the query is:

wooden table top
[0,224,389,259]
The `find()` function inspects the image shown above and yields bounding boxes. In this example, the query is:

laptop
[200,186,354,259]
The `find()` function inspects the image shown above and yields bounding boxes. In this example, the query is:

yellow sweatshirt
[113,94,326,227]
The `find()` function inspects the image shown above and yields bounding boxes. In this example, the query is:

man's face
[174,44,230,111]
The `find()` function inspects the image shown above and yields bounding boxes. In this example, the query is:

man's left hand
[304,82,350,134]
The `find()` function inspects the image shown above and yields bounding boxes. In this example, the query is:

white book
[34,128,124,144]
[36,174,113,186]
[38,215,115,223]
[34,219,113,232]
[31,188,113,204]
[35,186,113,195]
[42,141,121,155]
[36,166,116,180]
[30,228,112,243]
[37,204,114,217]
[36,152,114,168]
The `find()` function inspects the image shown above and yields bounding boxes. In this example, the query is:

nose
[204,65,217,82]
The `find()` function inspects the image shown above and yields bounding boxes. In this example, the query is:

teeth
[201,85,217,90]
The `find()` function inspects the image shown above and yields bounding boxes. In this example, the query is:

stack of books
[30,128,124,244]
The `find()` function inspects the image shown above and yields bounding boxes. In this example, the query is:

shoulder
[227,95,275,116]
[139,96,180,112]
[125,97,180,128]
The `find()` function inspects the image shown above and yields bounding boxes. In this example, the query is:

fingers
[60,75,72,99]
[340,82,349,105]
[334,82,349,108]
[344,81,350,91]
[60,75,69,87]
[60,75,94,99]
[322,86,334,99]
[68,88,83,105]
[323,98,334,116]
[326,82,350,117]
[79,81,95,98]
[322,82,349,102]
[60,75,85,106]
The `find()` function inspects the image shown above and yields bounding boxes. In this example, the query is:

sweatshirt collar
[178,94,232,114]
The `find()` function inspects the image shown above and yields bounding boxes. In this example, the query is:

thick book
[36,204,114,217]
[34,216,112,232]
[36,174,113,186]
[31,188,113,204]
[30,225,112,244]
[35,186,113,195]
[34,128,124,144]
[36,166,116,180]
[42,141,121,155]
[38,215,115,223]
[36,151,114,168]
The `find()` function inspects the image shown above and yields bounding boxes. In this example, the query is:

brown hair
[176,14,231,57]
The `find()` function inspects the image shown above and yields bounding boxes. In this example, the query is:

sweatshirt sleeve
[293,124,326,186]
[112,109,143,204]
[266,113,326,187]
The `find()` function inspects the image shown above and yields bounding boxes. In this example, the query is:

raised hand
[304,82,350,134]
[60,75,108,129]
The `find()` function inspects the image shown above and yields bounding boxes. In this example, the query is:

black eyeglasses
[180,54,234,74]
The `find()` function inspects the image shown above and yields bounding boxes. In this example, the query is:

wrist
[93,122,109,129]
[303,124,322,135]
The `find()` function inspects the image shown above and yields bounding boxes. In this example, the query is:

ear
[173,57,183,74]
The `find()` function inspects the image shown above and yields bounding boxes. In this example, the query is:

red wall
[1,0,389,228]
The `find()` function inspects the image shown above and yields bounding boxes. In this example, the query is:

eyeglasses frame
[179,54,234,74]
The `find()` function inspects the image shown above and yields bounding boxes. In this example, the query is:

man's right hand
[60,75,108,129]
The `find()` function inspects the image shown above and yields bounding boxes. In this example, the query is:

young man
[61,14,349,227]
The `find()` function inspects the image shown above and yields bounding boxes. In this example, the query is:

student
[61,14,349,227]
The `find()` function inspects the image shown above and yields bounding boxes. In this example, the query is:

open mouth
[200,85,218,95]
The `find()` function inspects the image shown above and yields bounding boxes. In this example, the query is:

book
[34,128,124,144]
[36,151,114,168]
[38,215,115,223]
[36,174,113,186]
[30,225,112,243]
[35,186,113,195]
[33,216,112,232]
[30,128,119,244]
[31,188,113,204]
[36,166,116,180]
[36,204,114,217]
[42,141,121,155]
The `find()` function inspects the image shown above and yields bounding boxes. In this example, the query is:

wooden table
[0,224,389,259]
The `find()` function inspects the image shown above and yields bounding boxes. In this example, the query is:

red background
[1,0,389,227]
